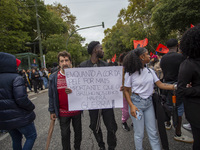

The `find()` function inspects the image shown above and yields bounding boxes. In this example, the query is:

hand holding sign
[65,87,72,94]
[65,66,123,111]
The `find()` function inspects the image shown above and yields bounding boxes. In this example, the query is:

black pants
[191,124,200,150]
[59,114,82,150]
[32,80,38,93]
[89,109,117,150]
[38,78,43,90]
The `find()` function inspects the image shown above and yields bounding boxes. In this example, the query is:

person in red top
[48,51,82,150]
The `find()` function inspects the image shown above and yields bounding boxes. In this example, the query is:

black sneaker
[122,122,130,131]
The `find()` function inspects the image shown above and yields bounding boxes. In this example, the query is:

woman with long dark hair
[177,25,200,150]
[123,47,176,150]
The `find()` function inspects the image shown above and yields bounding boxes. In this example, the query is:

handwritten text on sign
[65,66,123,111]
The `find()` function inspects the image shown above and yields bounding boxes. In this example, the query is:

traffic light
[102,22,105,28]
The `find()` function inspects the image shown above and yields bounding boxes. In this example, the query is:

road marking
[30,97,37,101]
[0,133,9,141]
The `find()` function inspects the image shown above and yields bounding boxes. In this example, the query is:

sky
[44,0,129,45]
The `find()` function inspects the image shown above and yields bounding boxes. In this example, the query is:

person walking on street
[48,51,82,150]
[177,25,200,150]
[79,41,118,150]
[0,52,37,150]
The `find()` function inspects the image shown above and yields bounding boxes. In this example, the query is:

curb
[28,89,48,97]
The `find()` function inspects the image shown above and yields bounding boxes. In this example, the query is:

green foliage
[103,0,199,57]
[0,0,86,68]
[45,51,58,68]
[0,0,30,53]
[67,34,88,66]
[151,0,200,38]
[103,0,157,59]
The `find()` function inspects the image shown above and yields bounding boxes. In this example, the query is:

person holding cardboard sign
[79,41,117,150]
[48,51,82,150]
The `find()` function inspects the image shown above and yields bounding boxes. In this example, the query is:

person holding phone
[123,47,176,150]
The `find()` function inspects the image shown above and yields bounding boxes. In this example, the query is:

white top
[124,68,159,99]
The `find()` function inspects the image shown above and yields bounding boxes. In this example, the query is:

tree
[151,0,200,38]
[0,0,31,53]
[103,0,158,59]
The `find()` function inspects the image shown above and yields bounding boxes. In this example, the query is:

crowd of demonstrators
[1,25,199,150]
[123,47,176,150]
[177,25,200,150]
[108,61,118,66]
[0,52,37,150]
[148,54,163,80]
[17,67,50,94]
[118,52,131,132]
[48,51,82,150]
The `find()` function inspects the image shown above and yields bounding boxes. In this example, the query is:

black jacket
[160,52,185,82]
[0,52,35,130]
[177,58,200,128]
[79,59,108,68]
[48,71,60,118]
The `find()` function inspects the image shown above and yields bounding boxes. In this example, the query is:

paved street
[0,90,193,150]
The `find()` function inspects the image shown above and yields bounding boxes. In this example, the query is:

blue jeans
[42,77,48,89]
[129,94,161,150]
[9,122,37,150]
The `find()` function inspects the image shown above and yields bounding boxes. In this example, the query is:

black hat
[87,41,100,54]
[166,39,178,48]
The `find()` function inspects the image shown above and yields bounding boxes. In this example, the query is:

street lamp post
[66,22,105,50]
[34,0,43,68]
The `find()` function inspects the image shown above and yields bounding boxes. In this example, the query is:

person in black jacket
[177,25,200,150]
[160,39,193,143]
[31,68,39,93]
[79,41,117,150]
[0,52,37,150]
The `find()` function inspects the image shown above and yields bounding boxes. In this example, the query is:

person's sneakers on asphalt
[174,134,194,143]
[183,123,192,131]
[165,122,172,130]
[122,122,130,131]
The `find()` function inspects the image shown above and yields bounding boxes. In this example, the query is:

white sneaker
[165,122,172,130]
[183,123,192,131]
[174,134,194,143]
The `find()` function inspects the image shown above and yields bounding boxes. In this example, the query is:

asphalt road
[0,90,193,150]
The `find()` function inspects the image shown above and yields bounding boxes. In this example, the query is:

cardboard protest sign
[65,66,123,111]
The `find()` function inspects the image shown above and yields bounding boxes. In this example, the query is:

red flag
[156,44,169,54]
[191,24,194,28]
[111,54,116,63]
[133,38,148,49]
[16,58,21,67]
[150,52,153,57]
